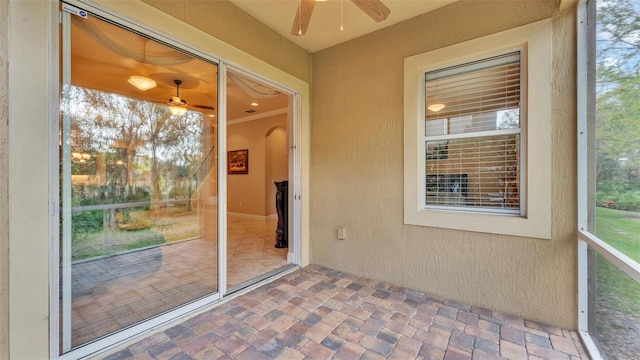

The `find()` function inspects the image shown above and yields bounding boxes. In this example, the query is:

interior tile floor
[69,216,288,348]
[227,217,290,287]
[100,265,590,360]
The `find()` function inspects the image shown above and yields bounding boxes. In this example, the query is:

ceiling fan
[292,0,391,36]
[167,79,215,115]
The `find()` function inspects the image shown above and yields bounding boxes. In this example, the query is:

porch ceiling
[70,13,289,122]
[229,0,459,53]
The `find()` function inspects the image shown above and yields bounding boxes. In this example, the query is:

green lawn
[595,207,640,318]
[72,228,165,261]
[596,207,640,263]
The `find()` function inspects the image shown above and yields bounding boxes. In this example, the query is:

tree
[65,86,204,201]
[595,0,640,190]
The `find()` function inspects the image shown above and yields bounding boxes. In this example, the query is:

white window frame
[404,20,552,239]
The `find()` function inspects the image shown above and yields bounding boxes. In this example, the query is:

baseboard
[227,212,276,221]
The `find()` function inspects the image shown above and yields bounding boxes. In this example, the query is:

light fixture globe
[128,76,157,91]
[170,104,187,116]
[427,103,446,112]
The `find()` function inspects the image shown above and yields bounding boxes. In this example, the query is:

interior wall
[265,126,288,216]
[227,114,287,217]
[310,0,579,329]
[0,0,9,357]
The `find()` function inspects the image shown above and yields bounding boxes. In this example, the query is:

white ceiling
[230,0,458,53]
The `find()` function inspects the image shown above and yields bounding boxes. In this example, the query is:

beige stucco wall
[227,115,288,216]
[0,0,8,357]
[310,0,579,329]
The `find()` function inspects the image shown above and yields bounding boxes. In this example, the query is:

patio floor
[100,265,590,360]
[70,216,288,347]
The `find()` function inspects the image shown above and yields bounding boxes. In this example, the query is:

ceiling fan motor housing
[169,79,188,106]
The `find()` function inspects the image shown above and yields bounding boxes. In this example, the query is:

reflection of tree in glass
[64,86,204,201]
[497,109,519,129]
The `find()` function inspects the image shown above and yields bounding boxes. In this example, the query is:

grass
[595,206,640,318]
[72,228,165,261]
[596,207,640,263]
[70,205,200,261]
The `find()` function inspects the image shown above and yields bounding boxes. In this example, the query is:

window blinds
[424,52,521,213]
[425,52,521,122]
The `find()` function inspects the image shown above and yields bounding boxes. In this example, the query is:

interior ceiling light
[428,103,445,112]
[170,104,187,116]
[169,79,188,116]
[128,76,157,91]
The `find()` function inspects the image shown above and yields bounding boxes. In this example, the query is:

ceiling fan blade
[291,0,316,36]
[351,0,390,22]
[191,104,215,111]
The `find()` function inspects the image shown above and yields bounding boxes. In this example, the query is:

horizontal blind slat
[425,133,520,210]
[426,52,521,122]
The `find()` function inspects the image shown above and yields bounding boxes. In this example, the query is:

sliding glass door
[59,8,218,353]
[225,69,294,291]
[57,2,301,356]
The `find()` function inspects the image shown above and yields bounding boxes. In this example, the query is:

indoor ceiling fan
[292,0,391,36]
[167,79,215,115]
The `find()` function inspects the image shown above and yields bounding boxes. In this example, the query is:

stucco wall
[0,0,8,357]
[310,0,579,329]
[141,0,312,83]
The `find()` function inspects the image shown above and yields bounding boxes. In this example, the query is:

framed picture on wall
[228,149,249,174]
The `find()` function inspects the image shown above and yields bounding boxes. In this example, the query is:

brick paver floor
[69,216,287,347]
[100,265,590,360]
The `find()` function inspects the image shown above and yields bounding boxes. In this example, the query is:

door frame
[218,64,302,297]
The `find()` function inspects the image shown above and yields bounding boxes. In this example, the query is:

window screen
[424,52,522,214]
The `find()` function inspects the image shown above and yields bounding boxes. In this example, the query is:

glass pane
[589,0,640,358]
[425,52,520,131]
[595,0,640,261]
[589,249,640,359]
[425,109,519,137]
[225,70,292,290]
[60,12,218,352]
[425,134,520,212]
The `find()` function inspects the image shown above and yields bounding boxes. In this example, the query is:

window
[424,52,523,214]
[403,20,552,239]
